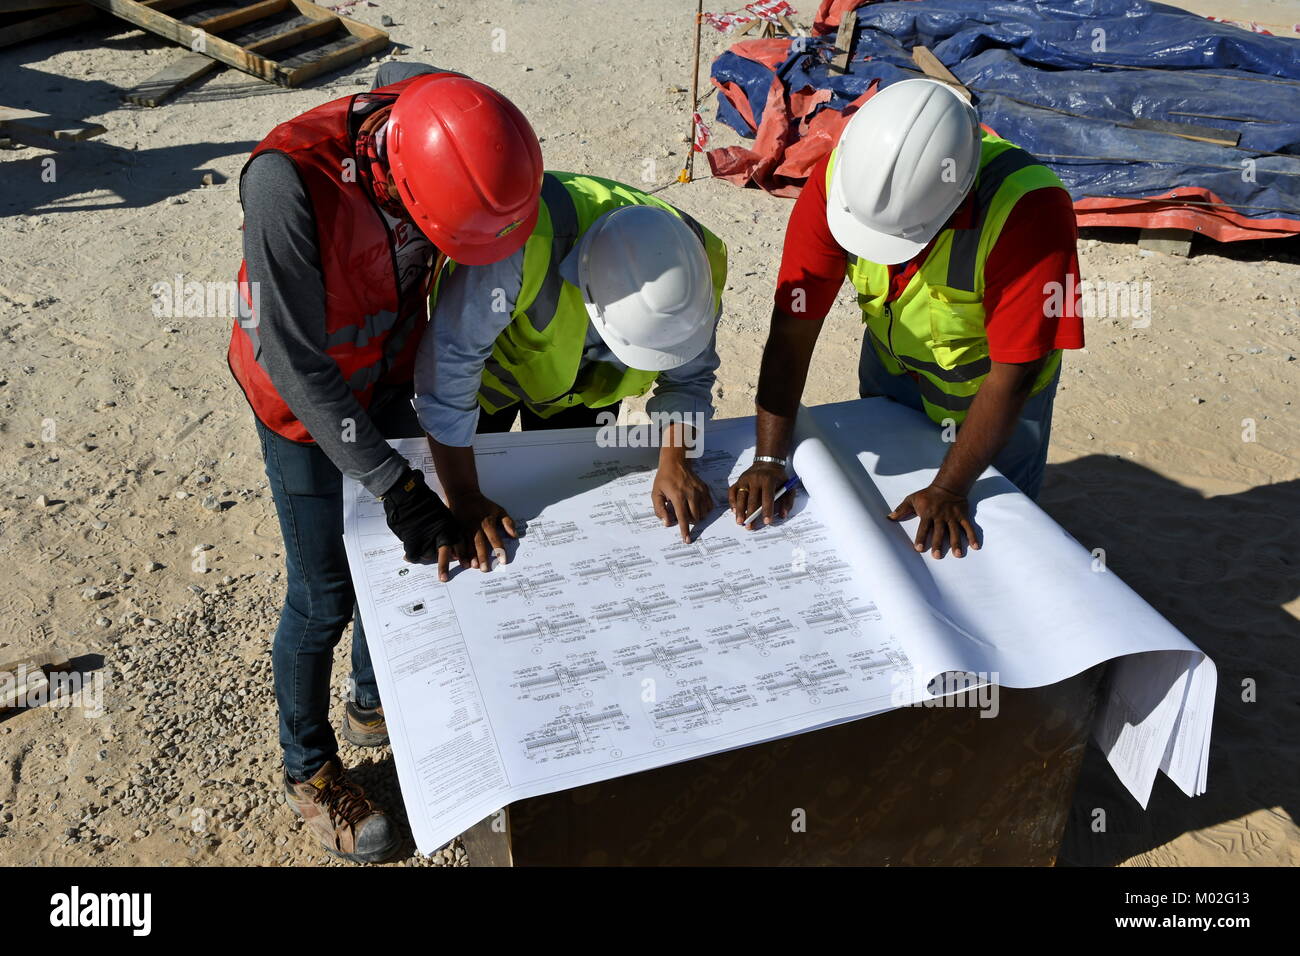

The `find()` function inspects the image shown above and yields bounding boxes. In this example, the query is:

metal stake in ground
[679,0,704,183]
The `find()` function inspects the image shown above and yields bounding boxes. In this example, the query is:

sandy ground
[0,0,1296,867]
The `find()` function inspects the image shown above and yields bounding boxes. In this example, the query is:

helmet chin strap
[356,105,412,223]
[386,177,422,229]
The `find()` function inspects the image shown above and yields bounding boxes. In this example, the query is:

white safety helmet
[827,78,981,264]
[575,205,715,372]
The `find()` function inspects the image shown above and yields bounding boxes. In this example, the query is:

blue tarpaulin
[709,0,1300,238]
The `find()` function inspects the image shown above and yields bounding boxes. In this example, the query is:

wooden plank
[0,648,72,712]
[0,672,48,712]
[280,30,383,85]
[971,89,1251,149]
[1130,116,1239,147]
[0,4,97,47]
[187,0,286,33]
[0,105,106,142]
[243,13,333,54]
[209,10,332,62]
[911,44,970,100]
[121,49,218,106]
[170,0,244,21]
[289,0,380,38]
[1169,110,1279,125]
[829,8,856,74]
[1138,228,1194,257]
[220,11,309,45]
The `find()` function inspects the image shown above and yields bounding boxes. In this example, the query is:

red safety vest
[227,76,436,443]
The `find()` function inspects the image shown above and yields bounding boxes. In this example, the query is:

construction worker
[229,63,543,862]
[414,173,727,559]
[729,78,1083,558]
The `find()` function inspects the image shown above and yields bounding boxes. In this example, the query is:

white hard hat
[827,78,981,265]
[575,205,715,372]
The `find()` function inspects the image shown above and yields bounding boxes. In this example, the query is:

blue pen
[743,473,800,526]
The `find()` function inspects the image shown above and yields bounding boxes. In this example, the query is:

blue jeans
[256,391,419,781]
[857,330,1060,500]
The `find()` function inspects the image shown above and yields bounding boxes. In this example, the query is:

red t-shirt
[774,154,1084,363]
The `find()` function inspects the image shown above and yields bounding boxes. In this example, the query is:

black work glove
[381,467,466,576]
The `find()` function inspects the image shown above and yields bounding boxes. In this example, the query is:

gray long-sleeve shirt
[238,62,439,495]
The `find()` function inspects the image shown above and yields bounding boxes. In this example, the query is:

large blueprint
[342,399,1215,854]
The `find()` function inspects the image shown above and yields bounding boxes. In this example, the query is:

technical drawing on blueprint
[342,416,917,852]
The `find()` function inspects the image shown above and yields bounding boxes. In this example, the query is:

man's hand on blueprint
[380,467,471,581]
[449,491,518,572]
[888,484,980,560]
[728,459,795,528]
[652,456,714,542]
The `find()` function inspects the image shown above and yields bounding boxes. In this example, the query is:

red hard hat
[387,73,543,265]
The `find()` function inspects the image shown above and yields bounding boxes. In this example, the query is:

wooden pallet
[82,0,389,87]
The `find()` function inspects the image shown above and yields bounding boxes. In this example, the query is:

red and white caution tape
[703,2,796,33]
[746,0,795,22]
[692,113,711,152]
[703,12,755,32]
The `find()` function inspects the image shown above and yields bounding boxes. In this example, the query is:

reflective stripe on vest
[519,175,580,333]
[945,147,1043,293]
[324,309,403,350]
[456,171,727,418]
[478,175,583,410]
[832,132,1065,426]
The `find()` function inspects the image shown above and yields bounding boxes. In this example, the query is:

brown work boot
[342,700,388,747]
[285,758,399,864]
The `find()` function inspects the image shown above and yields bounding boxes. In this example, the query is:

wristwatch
[753,455,788,468]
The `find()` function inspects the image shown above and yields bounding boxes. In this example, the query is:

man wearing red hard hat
[228,63,542,863]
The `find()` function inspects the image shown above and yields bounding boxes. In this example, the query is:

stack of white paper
[343,399,1215,854]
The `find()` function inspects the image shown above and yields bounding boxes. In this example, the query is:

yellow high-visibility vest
[830,132,1065,424]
